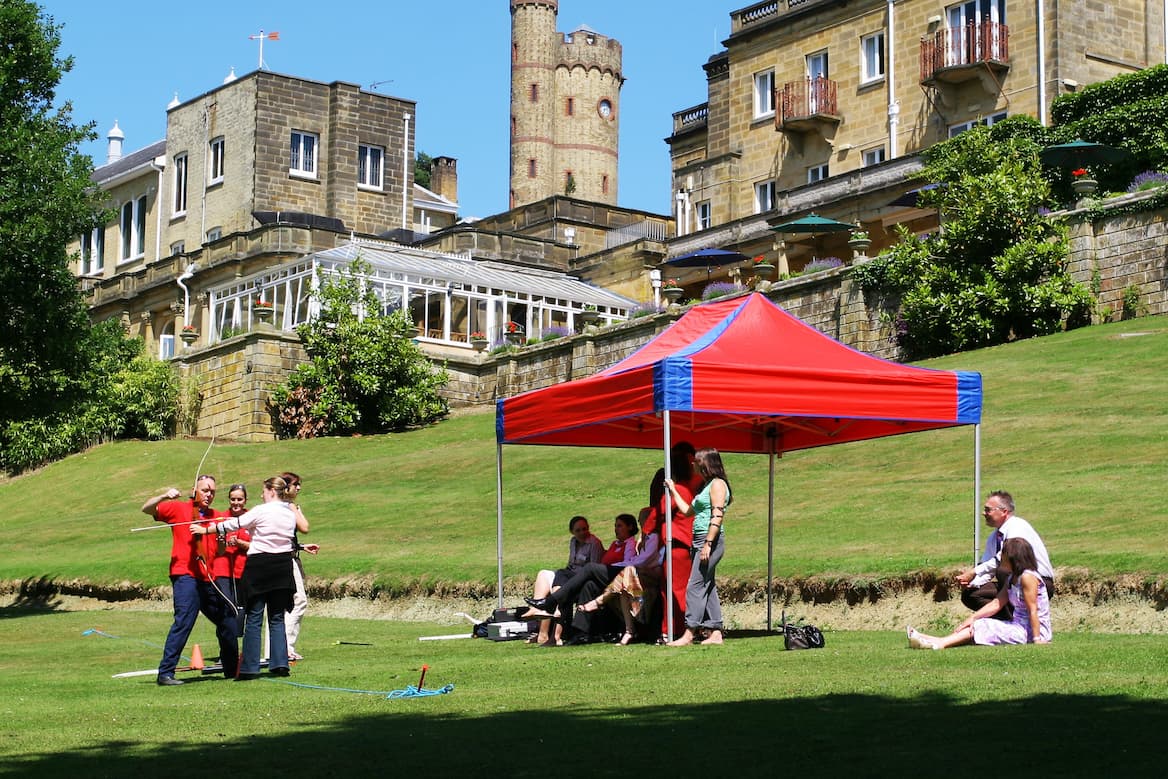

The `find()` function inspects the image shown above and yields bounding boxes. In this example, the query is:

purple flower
[803,257,845,274]
[1127,170,1168,193]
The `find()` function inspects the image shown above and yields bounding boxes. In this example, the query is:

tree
[0,2,107,415]
[271,258,449,438]
[0,2,178,473]
[414,151,433,189]
[853,117,1093,359]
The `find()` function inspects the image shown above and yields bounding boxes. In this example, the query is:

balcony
[920,22,1010,85]
[778,77,840,133]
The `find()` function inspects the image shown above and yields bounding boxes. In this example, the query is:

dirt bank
[4,575,1167,634]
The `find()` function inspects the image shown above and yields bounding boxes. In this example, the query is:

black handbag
[781,611,825,650]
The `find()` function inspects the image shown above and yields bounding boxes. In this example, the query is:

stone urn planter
[751,262,776,279]
[504,323,525,346]
[470,336,489,352]
[662,286,684,304]
[254,303,274,324]
[847,235,871,253]
[578,308,600,327]
[1072,178,1098,197]
[179,329,198,345]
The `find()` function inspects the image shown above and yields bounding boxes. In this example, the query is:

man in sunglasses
[142,474,241,685]
[956,490,1055,620]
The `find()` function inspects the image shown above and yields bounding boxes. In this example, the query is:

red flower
[1072,168,1088,178]
[505,321,521,333]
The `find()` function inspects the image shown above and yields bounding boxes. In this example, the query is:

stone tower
[509,0,622,208]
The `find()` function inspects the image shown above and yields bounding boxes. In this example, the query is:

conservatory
[206,239,636,347]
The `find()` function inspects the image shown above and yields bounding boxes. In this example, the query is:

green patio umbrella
[768,212,856,234]
[1039,139,1129,169]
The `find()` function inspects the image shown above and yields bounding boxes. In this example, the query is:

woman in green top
[663,448,732,646]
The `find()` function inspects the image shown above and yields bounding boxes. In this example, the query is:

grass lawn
[1,314,1166,596]
[1,607,1166,777]
[3,317,1168,776]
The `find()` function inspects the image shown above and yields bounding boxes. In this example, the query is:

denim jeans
[684,534,724,631]
[242,594,288,674]
[158,575,240,678]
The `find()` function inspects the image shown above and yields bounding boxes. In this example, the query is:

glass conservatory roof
[315,240,636,310]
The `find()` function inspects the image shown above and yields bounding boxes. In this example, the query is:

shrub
[701,281,746,301]
[269,258,449,439]
[541,325,571,341]
[629,301,664,318]
[803,257,844,274]
[1126,171,1168,193]
[853,121,1092,359]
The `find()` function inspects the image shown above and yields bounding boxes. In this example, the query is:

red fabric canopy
[497,293,981,453]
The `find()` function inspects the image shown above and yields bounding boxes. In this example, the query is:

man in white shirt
[956,490,1055,618]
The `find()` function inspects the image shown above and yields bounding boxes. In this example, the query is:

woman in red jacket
[644,442,703,643]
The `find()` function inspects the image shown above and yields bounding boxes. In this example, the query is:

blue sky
[45,0,732,219]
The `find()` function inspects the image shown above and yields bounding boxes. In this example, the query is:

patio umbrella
[661,247,749,287]
[768,212,855,235]
[768,212,855,267]
[662,247,749,268]
[1039,139,1129,169]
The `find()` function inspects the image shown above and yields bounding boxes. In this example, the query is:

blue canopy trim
[956,371,983,424]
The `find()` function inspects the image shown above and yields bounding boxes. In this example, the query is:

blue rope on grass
[82,628,172,654]
[266,679,455,698]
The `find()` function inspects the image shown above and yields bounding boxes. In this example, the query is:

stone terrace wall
[1063,193,1168,321]
[177,198,1167,439]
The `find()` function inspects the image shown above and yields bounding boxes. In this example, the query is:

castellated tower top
[509,1,623,209]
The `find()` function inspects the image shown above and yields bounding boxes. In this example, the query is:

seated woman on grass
[527,516,604,646]
[908,537,1051,650]
[578,507,664,645]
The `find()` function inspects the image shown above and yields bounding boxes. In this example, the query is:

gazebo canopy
[498,293,981,453]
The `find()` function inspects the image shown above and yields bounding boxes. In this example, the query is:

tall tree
[0,0,105,422]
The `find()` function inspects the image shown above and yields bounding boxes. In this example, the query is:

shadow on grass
[3,692,1165,777]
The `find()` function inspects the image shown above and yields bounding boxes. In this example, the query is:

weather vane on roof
[248,29,280,70]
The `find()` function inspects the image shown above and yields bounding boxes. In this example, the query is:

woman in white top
[193,475,297,679]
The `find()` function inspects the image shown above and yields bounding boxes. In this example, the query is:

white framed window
[808,164,830,184]
[754,180,777,213]
[206,226,222,242]
[290,130,318,177]
[80,227,104,275]
[806,50,829,113]
[862,147,886,167]
[697,200,712,230]
[171,240,186,255]
[159,321,175,360]
[946,0,1007,65]
[209,137,225,184]
[172,154,188,216]
[753,69,775,118]
[948,111,1007,137]
[358,144,384,189]
[861,32,885,83]
[119,195,147,262]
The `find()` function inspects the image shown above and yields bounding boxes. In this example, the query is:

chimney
[430,156,458,204]
[106,120,125,164]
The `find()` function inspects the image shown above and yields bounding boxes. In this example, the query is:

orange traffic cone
[190,643,205,670]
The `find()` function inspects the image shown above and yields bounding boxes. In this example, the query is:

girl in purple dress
[908,537,1051,650]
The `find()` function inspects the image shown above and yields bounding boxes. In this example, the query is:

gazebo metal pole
[662,412,674,642]
[766,450,775,635]
[973,423,982,565]
[496,441,505,609]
